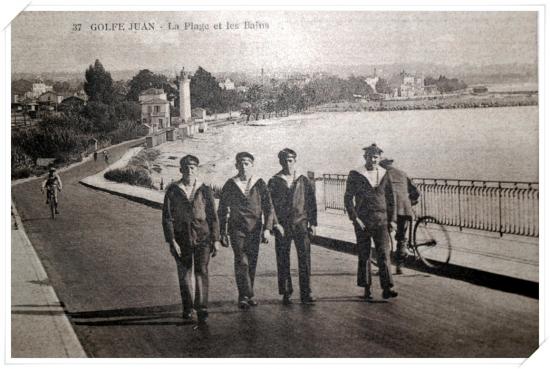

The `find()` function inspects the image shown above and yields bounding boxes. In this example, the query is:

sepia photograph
[7,3,543,362]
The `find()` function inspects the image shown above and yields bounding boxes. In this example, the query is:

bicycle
[391,212,452,269]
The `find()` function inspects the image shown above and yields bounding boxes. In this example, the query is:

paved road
[12,141,538,358]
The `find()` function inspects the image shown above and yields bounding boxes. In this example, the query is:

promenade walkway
[11,141,538,358]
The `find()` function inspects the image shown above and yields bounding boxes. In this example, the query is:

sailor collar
[354,165,386,188]
[231,175,261,195]
[175,179,204,199]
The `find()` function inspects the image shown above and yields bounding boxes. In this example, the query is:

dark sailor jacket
[385,166,420,218]
[218,176,275,235]
[268,172,317,233]
[162,181,220,247]
[344,167,395,229]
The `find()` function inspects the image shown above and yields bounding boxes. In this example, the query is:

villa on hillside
[139,88,171,133]
[387,70,425,98]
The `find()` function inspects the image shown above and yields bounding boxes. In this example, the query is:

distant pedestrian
[217,152,280,310]
[268,148,317,305]
[103,150,109,164]
[380,158,420,275]
[93,151,98,161]
[161,155,221,324]
[344,143,397,300]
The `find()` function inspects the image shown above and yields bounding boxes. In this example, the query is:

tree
[52,81,72,94]
[112,100,141,122]
[84,59,114,104]
[221,89,242,114]
[83,101,115,132]
[344,75,373,98]
[425,75,468,93]
[190,67,224,113]
[127,69,177,102]
[375,78,392,94]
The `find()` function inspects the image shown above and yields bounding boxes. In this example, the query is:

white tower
[179,67,192,123]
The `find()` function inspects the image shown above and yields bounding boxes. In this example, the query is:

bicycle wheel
[413,216,451,268]
[50,198,56,220]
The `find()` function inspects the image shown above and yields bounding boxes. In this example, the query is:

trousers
[230,227,261,300]
[395,215,411,265]
[274,227,312,298]
[354,224,394,290]
[173,242,211,313]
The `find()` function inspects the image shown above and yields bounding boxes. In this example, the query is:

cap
[278,148,297,161]
[180,154,200,167]
[363,143,383,155]
[379,158,394,168]
[235,152,255,162]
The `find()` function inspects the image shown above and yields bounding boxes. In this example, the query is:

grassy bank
[104,148,160,189]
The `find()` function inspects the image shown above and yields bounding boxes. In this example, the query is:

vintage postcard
[8,6,541,362]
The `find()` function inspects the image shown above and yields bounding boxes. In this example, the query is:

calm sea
[208,106,538,183]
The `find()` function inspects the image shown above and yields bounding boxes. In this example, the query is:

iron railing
[322,174,538,237]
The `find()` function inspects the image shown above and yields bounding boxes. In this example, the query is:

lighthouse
[179,67,192,123]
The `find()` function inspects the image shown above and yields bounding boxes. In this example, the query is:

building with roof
[38,91,64,106]
[218,78,235,90]
[365,68,381,92]
[139,88,171,132]
[28,80,53,99]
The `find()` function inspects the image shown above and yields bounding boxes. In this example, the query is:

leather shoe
[382,289,398,299]
[396,266,403,275]
[197,310,208,323]
[182,311,193,320]
[238,299,250,310]
[301,296,316,305]
[247,298,258,307]
[283,294,292,305]
[361,288,373,301]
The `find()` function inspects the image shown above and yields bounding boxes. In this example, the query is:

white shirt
[359,165,386,188]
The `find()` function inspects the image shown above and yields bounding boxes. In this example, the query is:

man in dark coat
[218,152,281,309]
[162,155,221,323]
[268,148,317,305]
[344,144,397,300]
[380,158,420,274]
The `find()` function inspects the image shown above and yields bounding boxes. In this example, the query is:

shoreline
[309,92,537,113]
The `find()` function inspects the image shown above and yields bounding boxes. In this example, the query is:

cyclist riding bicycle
[41,167,63,214]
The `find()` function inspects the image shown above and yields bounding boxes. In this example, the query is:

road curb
[10,204,88,358]
[79,181,163,210]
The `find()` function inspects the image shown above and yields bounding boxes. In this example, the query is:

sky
[11,11,538,74]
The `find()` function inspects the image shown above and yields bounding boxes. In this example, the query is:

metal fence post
[498,182,503,237]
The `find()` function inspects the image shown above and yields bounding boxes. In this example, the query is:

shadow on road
[313,235,538,299]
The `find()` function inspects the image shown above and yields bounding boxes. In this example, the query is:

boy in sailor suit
[268,148,317,305]
[218,152,281,309]
[344,144,397,300]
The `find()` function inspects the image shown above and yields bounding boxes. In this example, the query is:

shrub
[11,145,33,171]
[107,120,149,144]
[128,148,160,170]
[12,167,31,180]
[12,126,91,161]
[104,166,155,188]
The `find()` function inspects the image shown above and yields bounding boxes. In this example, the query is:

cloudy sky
[11,11,538,74]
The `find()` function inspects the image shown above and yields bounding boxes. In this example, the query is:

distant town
[11,60,538,180]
